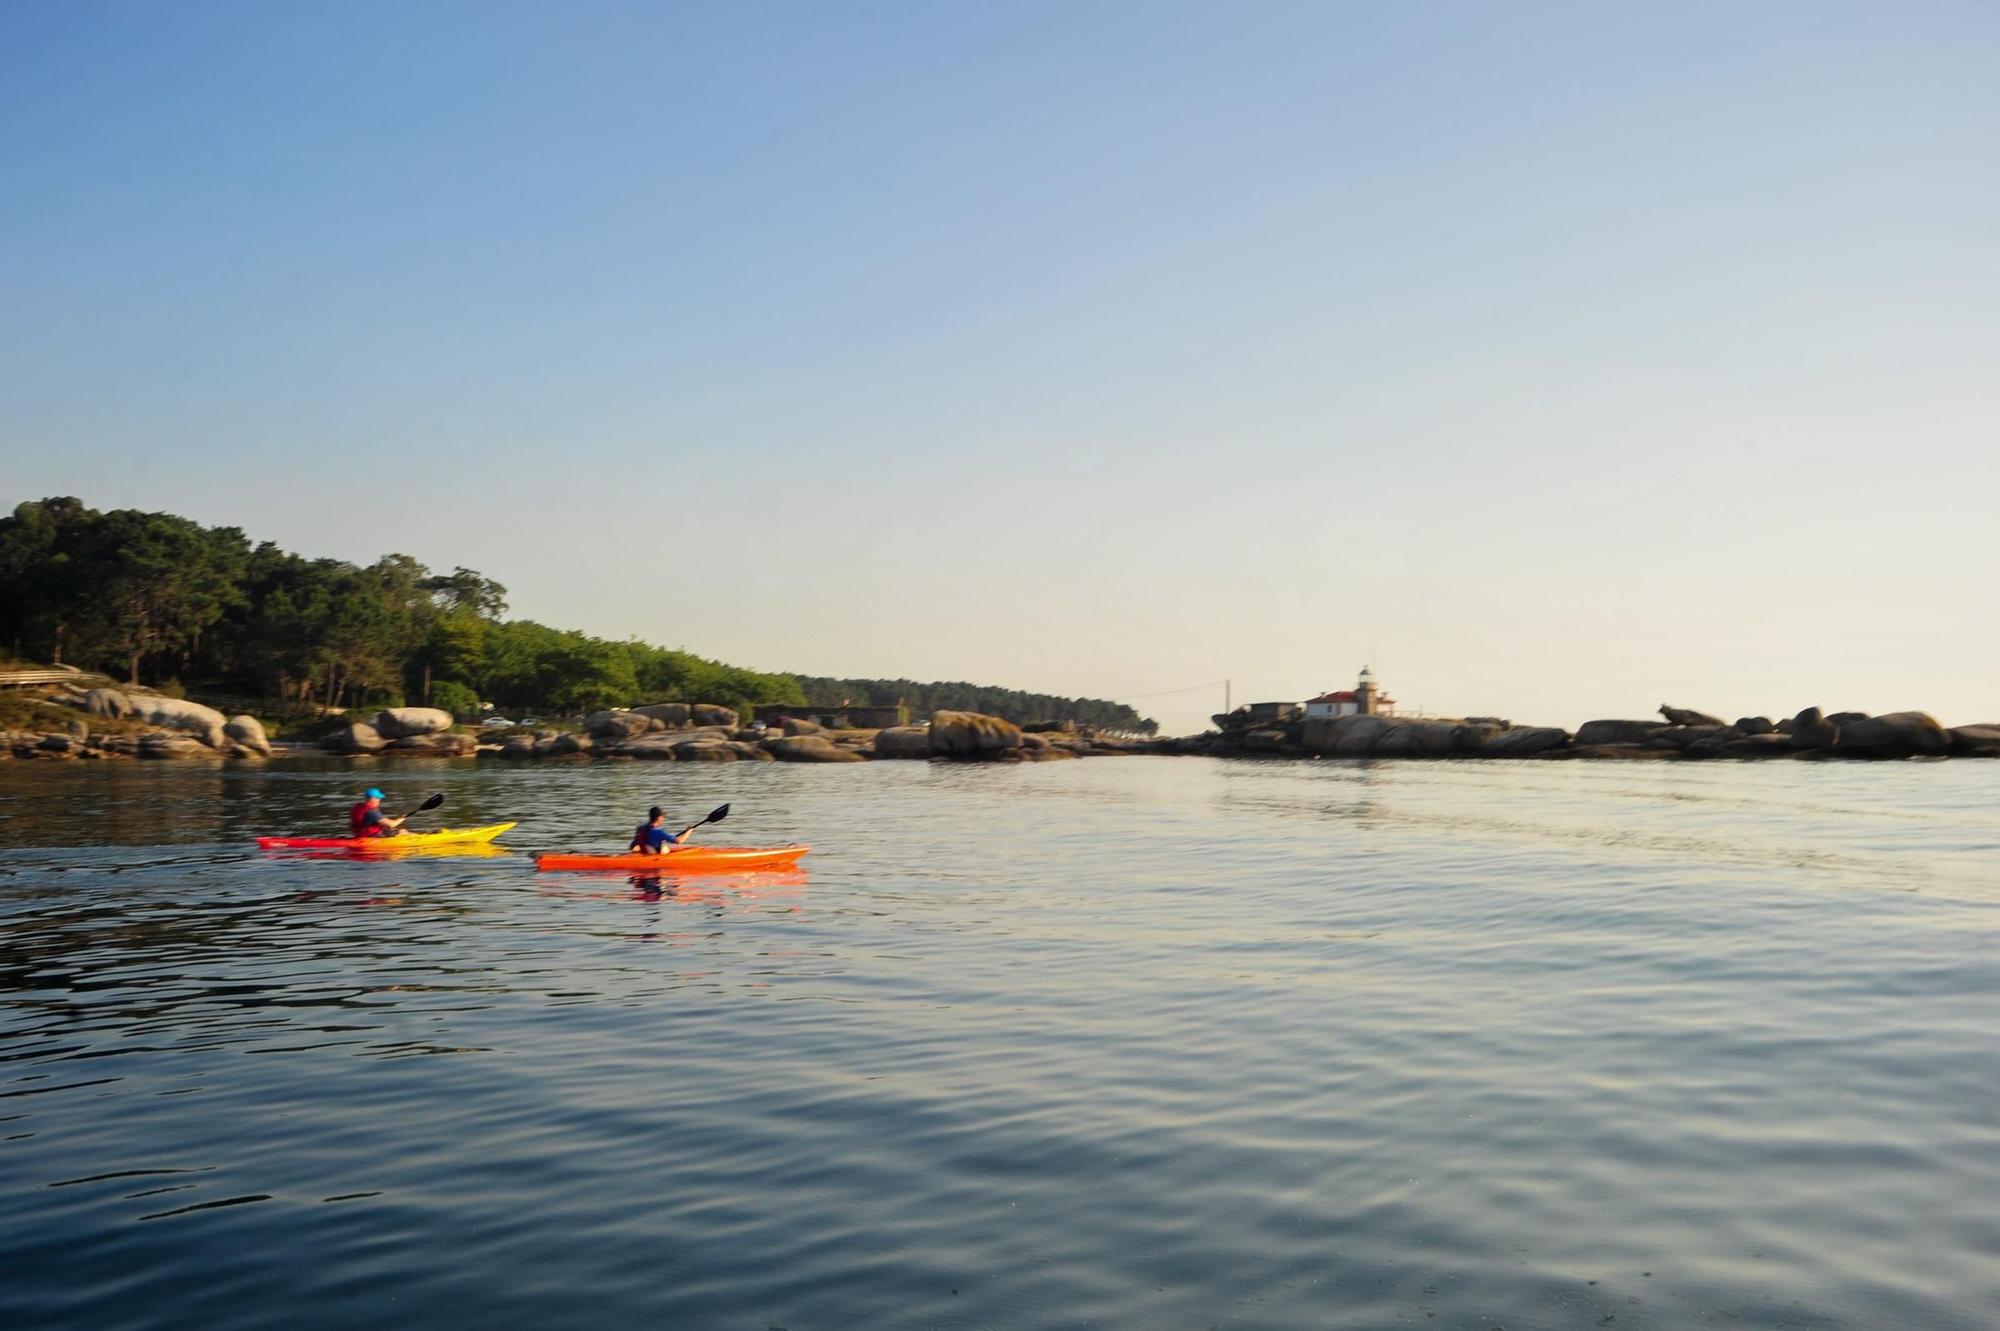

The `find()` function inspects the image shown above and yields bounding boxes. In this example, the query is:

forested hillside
[0,498,1152,730]
[0,497,801,718]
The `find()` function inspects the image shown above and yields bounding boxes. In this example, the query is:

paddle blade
[417,793,445,812]
[706,803,730,825]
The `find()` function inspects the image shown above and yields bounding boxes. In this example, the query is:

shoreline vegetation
[3,497,1993,768]
[0,496,1151,735]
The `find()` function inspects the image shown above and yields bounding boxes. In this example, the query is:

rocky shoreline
[5,686,1995,766]
[1170,702,2000,762]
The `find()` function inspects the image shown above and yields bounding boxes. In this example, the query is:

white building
[1304,665,1397,719]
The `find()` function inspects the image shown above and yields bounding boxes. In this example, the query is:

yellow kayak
[256,822,517,850]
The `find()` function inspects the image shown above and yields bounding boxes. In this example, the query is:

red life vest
[349,800,388,838]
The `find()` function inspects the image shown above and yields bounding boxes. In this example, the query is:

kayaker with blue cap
[348,788,408,839]
[628,806,682,855]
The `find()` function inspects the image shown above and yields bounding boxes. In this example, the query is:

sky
[3,1,1996,734]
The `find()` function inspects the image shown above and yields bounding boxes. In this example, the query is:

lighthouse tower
[1356,664,1377,716]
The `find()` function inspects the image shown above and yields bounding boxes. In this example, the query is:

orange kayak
[534,845,810,873]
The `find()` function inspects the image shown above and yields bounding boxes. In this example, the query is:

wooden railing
[0,664,110,688]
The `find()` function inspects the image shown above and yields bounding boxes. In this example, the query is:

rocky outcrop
[388,732,476,756]
[1475,726,1570,757]
[139,733,215,760]
[928,710,1022,759]
[585,710,653,739]
[322,721,388,754]
[1949,725,2000,757]
[372,707,453,739]
[873,725,932,759]
[632,703,691,726]
[766,734,867,762]
[1301,715,1391,755]
[1833,711,1950,758]
[1787,707,1839,750]
[546,732,593,756]
[1735,716,1775,735]
[84,693,229,747]
[83,688,133,719]
[225,714,272,757]
[1659,704,1726,727]
[1575,719,1665,746]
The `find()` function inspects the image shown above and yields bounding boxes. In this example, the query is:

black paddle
[675,803,729,843]
[395,792,445,825]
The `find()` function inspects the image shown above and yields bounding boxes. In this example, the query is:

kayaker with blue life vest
[629,806,682,855]
[349,788,408,839]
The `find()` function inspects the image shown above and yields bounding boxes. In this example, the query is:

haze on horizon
[4,2,1995,735]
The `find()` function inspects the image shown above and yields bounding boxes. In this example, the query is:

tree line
[0,497,1154,731]
[795,676,1154,734]
[0,497,801,718]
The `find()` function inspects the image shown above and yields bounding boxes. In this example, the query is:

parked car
[482,717,516,728]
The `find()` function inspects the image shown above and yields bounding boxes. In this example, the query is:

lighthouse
[1356,664,1378,716]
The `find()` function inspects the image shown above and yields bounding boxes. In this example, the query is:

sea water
[0,756,1994,1329]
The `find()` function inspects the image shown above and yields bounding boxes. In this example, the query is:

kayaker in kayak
[349,788,408,839]
[629,807,681,855]
[628,803,684,855]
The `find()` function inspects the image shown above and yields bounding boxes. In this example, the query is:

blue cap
[364,787,384,800]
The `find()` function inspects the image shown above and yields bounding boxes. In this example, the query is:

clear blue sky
[5,2,1996,732]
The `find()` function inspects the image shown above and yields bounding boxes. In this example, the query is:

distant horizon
[5,3,1995,735]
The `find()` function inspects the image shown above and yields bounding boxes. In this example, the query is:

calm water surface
[0,757,1994,1329]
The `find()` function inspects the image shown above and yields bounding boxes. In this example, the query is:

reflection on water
[1,757,1996,1331]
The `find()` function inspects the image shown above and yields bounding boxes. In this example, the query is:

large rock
[321,721,387,754]
[1949,725,2000,757]
[1369,721,1471,757]
[83,688,133,719]
[120,695,227,747]
[692,704,738,728]
[1834,711,1950,758]
[674,741,738,762]
[766,734,867,762]
[1475,726,1571,757]
[1735,716,1775,735]
[139,733,214,760]
[727,741,776,762]
[776,716,824,736]
[632,702,692,727]
[1299,715,1380,755]
[606,734,681,759]
[224,714,272,757]
[585,709,653,739]
[390,733,475,756]
[1648,725,1736,750]
[1574,719,1666,746]
[1242,728,1291,753]
[873,725,932,759]
[1788,707,1839,750]
[373,707,453,739]
[547,732,593,756]
[928,711,1022,758]
[1659,704,1726,727]
[1687,733,1795,759]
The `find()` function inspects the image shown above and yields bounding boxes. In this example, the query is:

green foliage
[428,679,481,721]
[0,496,1147,731]
[794,676,1154,732]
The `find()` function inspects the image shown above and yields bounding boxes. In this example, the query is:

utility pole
[1225,679,1231,714]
